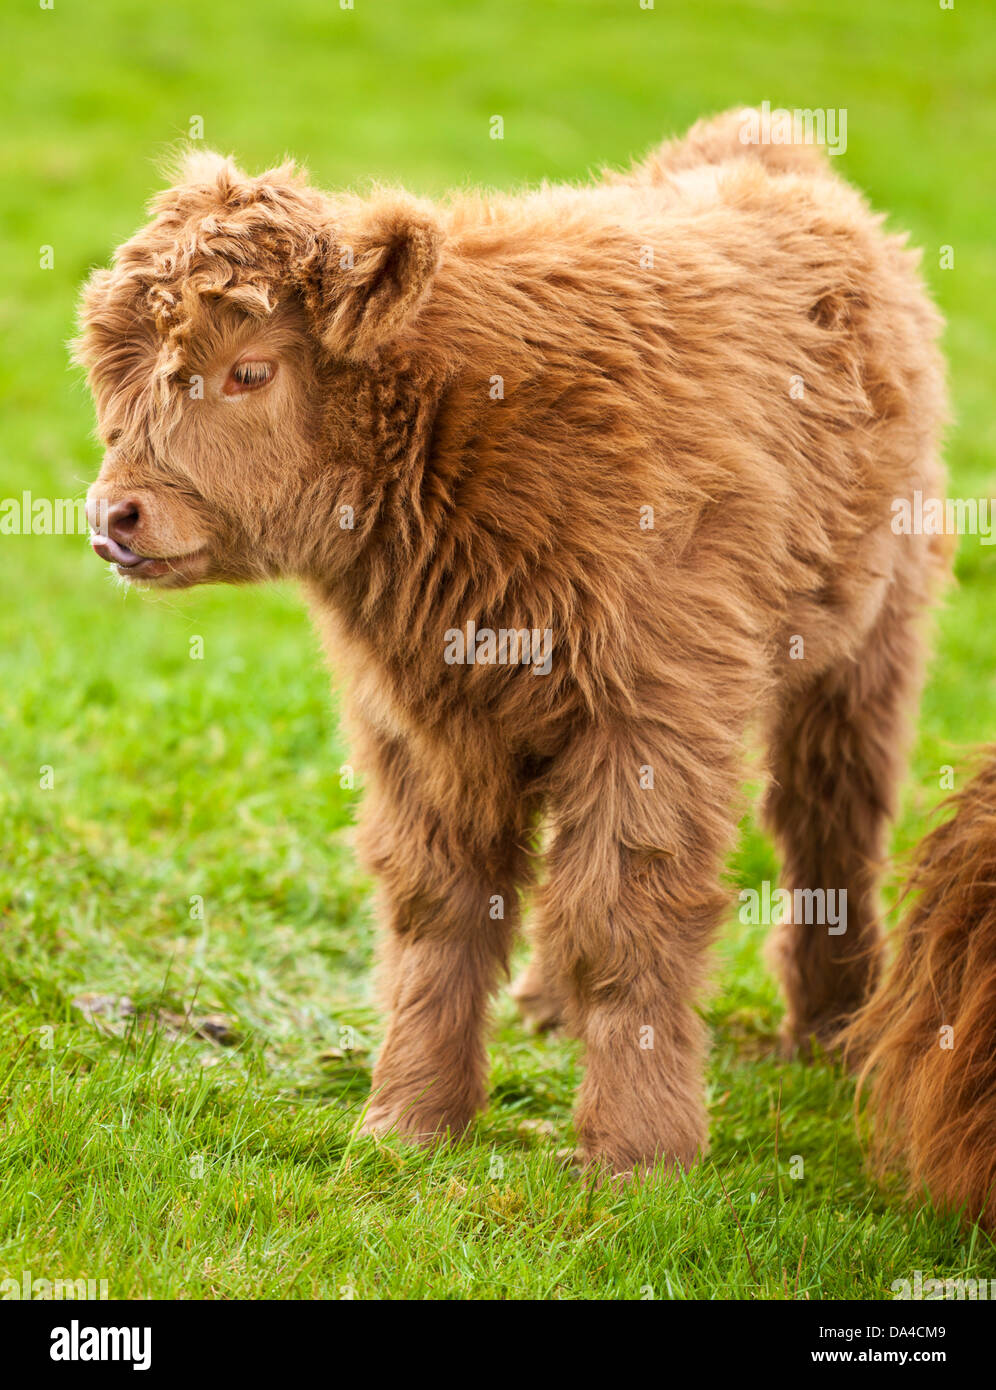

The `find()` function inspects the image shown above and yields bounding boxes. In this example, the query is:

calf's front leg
[535,719,743,1175]
[355,734,532,1142]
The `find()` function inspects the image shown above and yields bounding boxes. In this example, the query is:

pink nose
[89,497,144,567]
[89,496,141,544]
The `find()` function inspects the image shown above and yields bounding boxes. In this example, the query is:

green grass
[2,0,995,1299]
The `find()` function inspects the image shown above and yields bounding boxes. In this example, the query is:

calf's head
[76,151,441,588]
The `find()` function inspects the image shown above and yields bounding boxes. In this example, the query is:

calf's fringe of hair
[845,747,996,1227]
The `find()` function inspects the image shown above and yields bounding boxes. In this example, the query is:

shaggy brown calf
[77,110,948,1175]
[846,752,996,1228]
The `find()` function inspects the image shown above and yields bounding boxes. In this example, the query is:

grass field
[2,0,994,1299]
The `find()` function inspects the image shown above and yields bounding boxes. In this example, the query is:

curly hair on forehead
[77,148,443,396]
[77,151,329,392]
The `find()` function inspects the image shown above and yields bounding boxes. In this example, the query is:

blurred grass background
[1,0,994,1298]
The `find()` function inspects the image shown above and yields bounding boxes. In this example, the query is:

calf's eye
[225,359,276,395]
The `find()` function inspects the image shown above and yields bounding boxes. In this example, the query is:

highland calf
[77,110,949,1176]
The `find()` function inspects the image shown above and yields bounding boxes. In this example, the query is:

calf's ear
[301,198,442,361]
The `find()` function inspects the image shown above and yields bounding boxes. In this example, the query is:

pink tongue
[95,534,143,566]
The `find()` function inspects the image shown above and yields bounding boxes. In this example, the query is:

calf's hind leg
[510,937,571,1033]
[764,593,929,1054]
